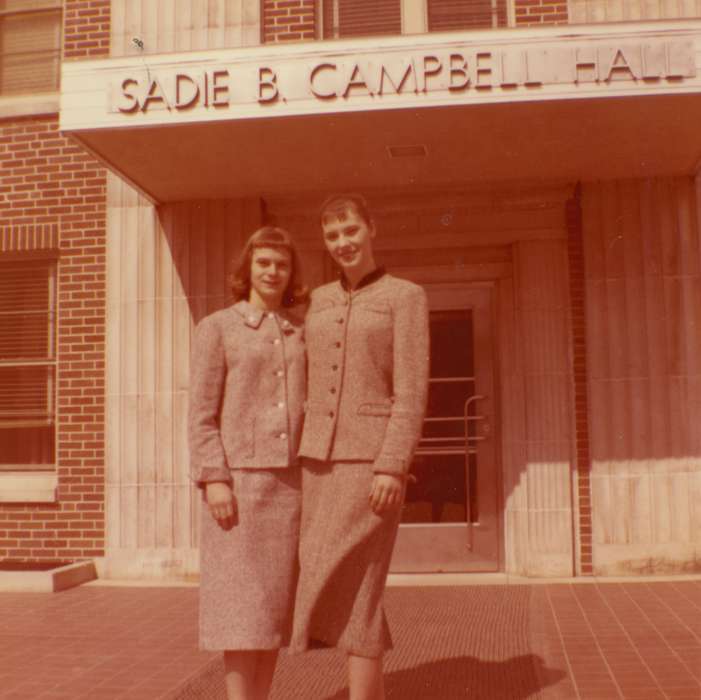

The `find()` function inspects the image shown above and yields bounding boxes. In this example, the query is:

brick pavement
[0,578,699,699]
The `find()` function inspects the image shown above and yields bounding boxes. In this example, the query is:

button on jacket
[298,273,429,476]
[188,300,305,486]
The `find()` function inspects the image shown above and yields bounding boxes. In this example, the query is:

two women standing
[189,195,430,700]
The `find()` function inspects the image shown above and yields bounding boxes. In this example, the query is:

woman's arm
[188,315,232,488]
[374,283,430,476]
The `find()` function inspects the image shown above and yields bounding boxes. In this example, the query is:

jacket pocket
[356,301,391,315]
[357,402,393,417]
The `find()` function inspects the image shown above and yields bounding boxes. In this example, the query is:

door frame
[381,246,511,571]
[395,281,501,572]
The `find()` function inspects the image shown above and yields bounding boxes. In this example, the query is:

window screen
[0,2,61,95]
[323,0,402,39]
[0,259,56,469]
[428,0,509,31]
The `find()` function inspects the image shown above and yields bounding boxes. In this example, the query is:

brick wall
[566,187,593,576]
[63,0,111,59]
[0,1,109,564]
[263,0,316,42]
[0,116,107,563]
[514,0,568,25]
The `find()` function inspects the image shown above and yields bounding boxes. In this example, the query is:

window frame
[0,0,63,98]
[317,0,518,39]
[0,251,59,472]
[566,0,701,24]
[320,0,403,39]
[425,0,514,32]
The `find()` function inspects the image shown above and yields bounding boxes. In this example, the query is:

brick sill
[0,472,58,503]
[0,93,59,120]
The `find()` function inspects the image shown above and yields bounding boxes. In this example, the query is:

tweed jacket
[298,273,429,476]
[188,300,305,487]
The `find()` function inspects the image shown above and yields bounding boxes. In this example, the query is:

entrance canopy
[60,22,701,203]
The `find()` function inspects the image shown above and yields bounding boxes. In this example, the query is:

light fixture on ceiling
[387,144,427,158]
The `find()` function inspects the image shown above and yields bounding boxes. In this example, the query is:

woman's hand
[205,482,237,530]
[369,474,404,515]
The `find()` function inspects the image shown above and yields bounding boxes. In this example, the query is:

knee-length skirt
[289,459,404,658]
[199,467,301,651]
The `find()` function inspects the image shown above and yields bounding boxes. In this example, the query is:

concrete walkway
[0,577,699,699]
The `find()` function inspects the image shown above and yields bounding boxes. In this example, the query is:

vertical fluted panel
[105,173,260,577]
[110,0,261,56]
[500,276,530,574]
[511,239,574,576]
[584,177,701,574]
[106,175,150,557]
[154,204,176,549]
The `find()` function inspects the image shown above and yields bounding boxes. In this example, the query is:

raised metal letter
[310,62,337,99]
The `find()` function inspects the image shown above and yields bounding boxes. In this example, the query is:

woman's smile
[337,248,359,264]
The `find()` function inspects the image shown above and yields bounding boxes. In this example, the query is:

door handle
[463,395,487,546]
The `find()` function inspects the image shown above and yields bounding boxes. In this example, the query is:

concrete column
[104,173,261,579]
[504,239,575,576]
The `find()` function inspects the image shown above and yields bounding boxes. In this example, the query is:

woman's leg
[223,650,257,700]
[222,649,280,700]
[253,649,280,699]
[348,653,385,700]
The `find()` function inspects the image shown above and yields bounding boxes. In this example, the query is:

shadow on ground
[322,653,565,700]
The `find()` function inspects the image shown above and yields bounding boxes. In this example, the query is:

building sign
[113,39,696,114]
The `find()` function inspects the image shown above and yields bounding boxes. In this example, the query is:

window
[569,0,701,23]
[0,0,62,96]
[0,258,57,470]
[322,0,402,39]
[428,0,509,31]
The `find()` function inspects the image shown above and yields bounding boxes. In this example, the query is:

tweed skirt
[289,459,404,658]
[199,467,301,651]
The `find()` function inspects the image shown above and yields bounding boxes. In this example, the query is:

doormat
[172,585,566,700]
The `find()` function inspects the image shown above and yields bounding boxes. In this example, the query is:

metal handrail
[463,395,485,538]
[415,447,478,456]
[424,415,484,422]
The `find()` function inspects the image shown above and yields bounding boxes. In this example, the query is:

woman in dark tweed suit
[290,195,430,699]
[189,227,308,700]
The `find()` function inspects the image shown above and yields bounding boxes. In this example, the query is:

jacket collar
[232,300,302,331]
[233,300,265,329]
[340,266,387,292]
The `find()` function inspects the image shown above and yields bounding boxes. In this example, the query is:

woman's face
[321,205,376,276]
[249,246,292,308]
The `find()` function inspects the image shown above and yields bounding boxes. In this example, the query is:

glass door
[390,283,499,572]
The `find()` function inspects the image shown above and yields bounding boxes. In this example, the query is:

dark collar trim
[340,266,387,292]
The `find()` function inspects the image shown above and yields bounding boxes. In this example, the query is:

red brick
[1,112,107,563]
[263,0,316,42]
[514,0,568,24]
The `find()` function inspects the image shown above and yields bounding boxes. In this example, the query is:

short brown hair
[319,193,373,228]
[230,226,309,307]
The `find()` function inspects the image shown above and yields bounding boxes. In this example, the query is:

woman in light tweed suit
[290,194,430,699]
[188,227,308,700]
